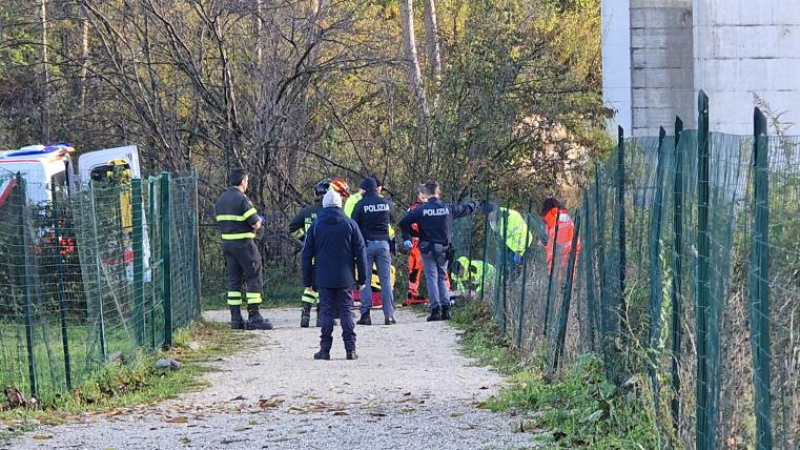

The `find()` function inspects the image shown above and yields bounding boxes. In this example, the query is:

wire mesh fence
[0,170,200,402]
[456,93,799,449]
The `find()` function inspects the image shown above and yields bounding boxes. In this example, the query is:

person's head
[416,183,428,202]
[330,177,350,200]
[422,181,440,199]
[230,168,248,192]
[314,179,330,200]
[540,197,562,216]
[370,173,384,194]
[322,188,343,209]
[360,176,378,194]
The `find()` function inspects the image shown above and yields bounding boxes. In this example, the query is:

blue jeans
[422,250,450,309]
[319,288,356,352]
[360,240,395,318]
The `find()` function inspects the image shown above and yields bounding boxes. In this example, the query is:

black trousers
[224,239,263,306]
[319,288,356,352]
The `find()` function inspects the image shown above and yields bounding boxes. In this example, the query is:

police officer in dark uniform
[352,176,396,326]
[289,180,329,328]
[215,168,273,330]
[398,181,491,321]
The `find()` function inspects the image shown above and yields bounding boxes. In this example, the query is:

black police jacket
[351,191,394,241]
[398,197,479,246]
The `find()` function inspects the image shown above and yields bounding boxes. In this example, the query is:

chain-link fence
[456,92,798,449]
[0,170,200,402]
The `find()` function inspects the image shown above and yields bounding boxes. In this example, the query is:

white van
[0,144,141,205]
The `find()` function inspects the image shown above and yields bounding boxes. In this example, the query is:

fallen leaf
[230,395,245,401]
[233,426,252,432]
[180,437,191,445]
[478,386,489,390]
[32,435,53,441]
[166,416,189,424]
[450,412,464,417]
[333,411,349,416]
[257,396,285,409]
[369,412,387,417]
[475,402,489,409]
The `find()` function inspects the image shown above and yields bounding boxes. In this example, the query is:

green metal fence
[457,92,800,449]
[0,171,200,402]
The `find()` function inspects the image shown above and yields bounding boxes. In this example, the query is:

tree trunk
[422,0,442,106]
[40,0,50,140]
[80,1,90,113]
[400,0,430,120]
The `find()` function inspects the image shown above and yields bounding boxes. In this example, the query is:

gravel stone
[9,308,543,449]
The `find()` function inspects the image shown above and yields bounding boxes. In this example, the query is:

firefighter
[451,256,495,295]
[288,180,330,328]
[352,177,396,326]
[398,181,491,321]
[540,197,581,273]
[302,188,367,360]
[215,168,273,330]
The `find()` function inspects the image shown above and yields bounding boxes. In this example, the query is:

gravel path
[9,307,542,450]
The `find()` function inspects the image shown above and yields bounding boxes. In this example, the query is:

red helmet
[329,178,350,200]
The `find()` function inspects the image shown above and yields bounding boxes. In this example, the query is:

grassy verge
[0,319,247,442]
[451,302,660,449]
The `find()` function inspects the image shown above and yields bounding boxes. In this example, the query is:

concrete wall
[601,0,633,132]
[694,0,800,134]
[630,0,694,136]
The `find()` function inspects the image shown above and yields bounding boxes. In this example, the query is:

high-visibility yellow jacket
[452,256,495,293]
[494,207,532,255]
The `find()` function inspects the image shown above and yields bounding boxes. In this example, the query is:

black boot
[441,305,452,321]
[301,302,312,328]
[346,350,358,360]
[230,306,245,330]
[384,316,396,325]
[314,350,331,360]
[427,307,442,322]
[357,310,371,326]
[246,305,274,330]
[315,305,321,328]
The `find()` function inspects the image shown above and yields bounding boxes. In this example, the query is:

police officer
[398,181,491,321]
[352,177,396,325]
[302,189,367,360]
[289,180,329,328]
[215,168,273,330]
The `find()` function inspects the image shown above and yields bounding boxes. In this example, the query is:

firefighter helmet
[329,178,350,199]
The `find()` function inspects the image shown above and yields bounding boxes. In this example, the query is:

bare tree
[400,0,430,120]
[422,0,442,107]
[39,0,50,140]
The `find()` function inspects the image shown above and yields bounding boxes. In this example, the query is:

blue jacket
[302,207,368,289]
[352,191,394,241]
[398,197,479,245]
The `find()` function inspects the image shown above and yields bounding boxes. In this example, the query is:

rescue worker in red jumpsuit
[540,198,581,278]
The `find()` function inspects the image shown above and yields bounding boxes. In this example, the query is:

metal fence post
[543,202,561,337]
[51,181,72,390]
[191,171,202,318]
[750,107,773,450]
[671,116,685,434]
[500,199,511,333]
[552,212,581,373]
[148,178,157,350]
[695,90,712,450]
[132,179,145,346]
[595,163,610,367]
[17,174,37,398]
[160,172,173,349]
[649,127,668,411]
[582,193,597,351]
[479,184,491,305]
[616,126,627,342]
[88,181,108,361]
[516,199,533,347]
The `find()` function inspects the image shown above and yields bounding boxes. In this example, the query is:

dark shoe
[314,351,331,360]
[230,306,245,330]
[247,306,274,330]
[427,307,442,322]
[346,350,358,360]
[385,316,396,325]
[315,305,321,328]
[357,310,371,326]
[441,305,452,321]
[301,302,312,328]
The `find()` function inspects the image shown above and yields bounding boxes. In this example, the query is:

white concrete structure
[603,0,800,135]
